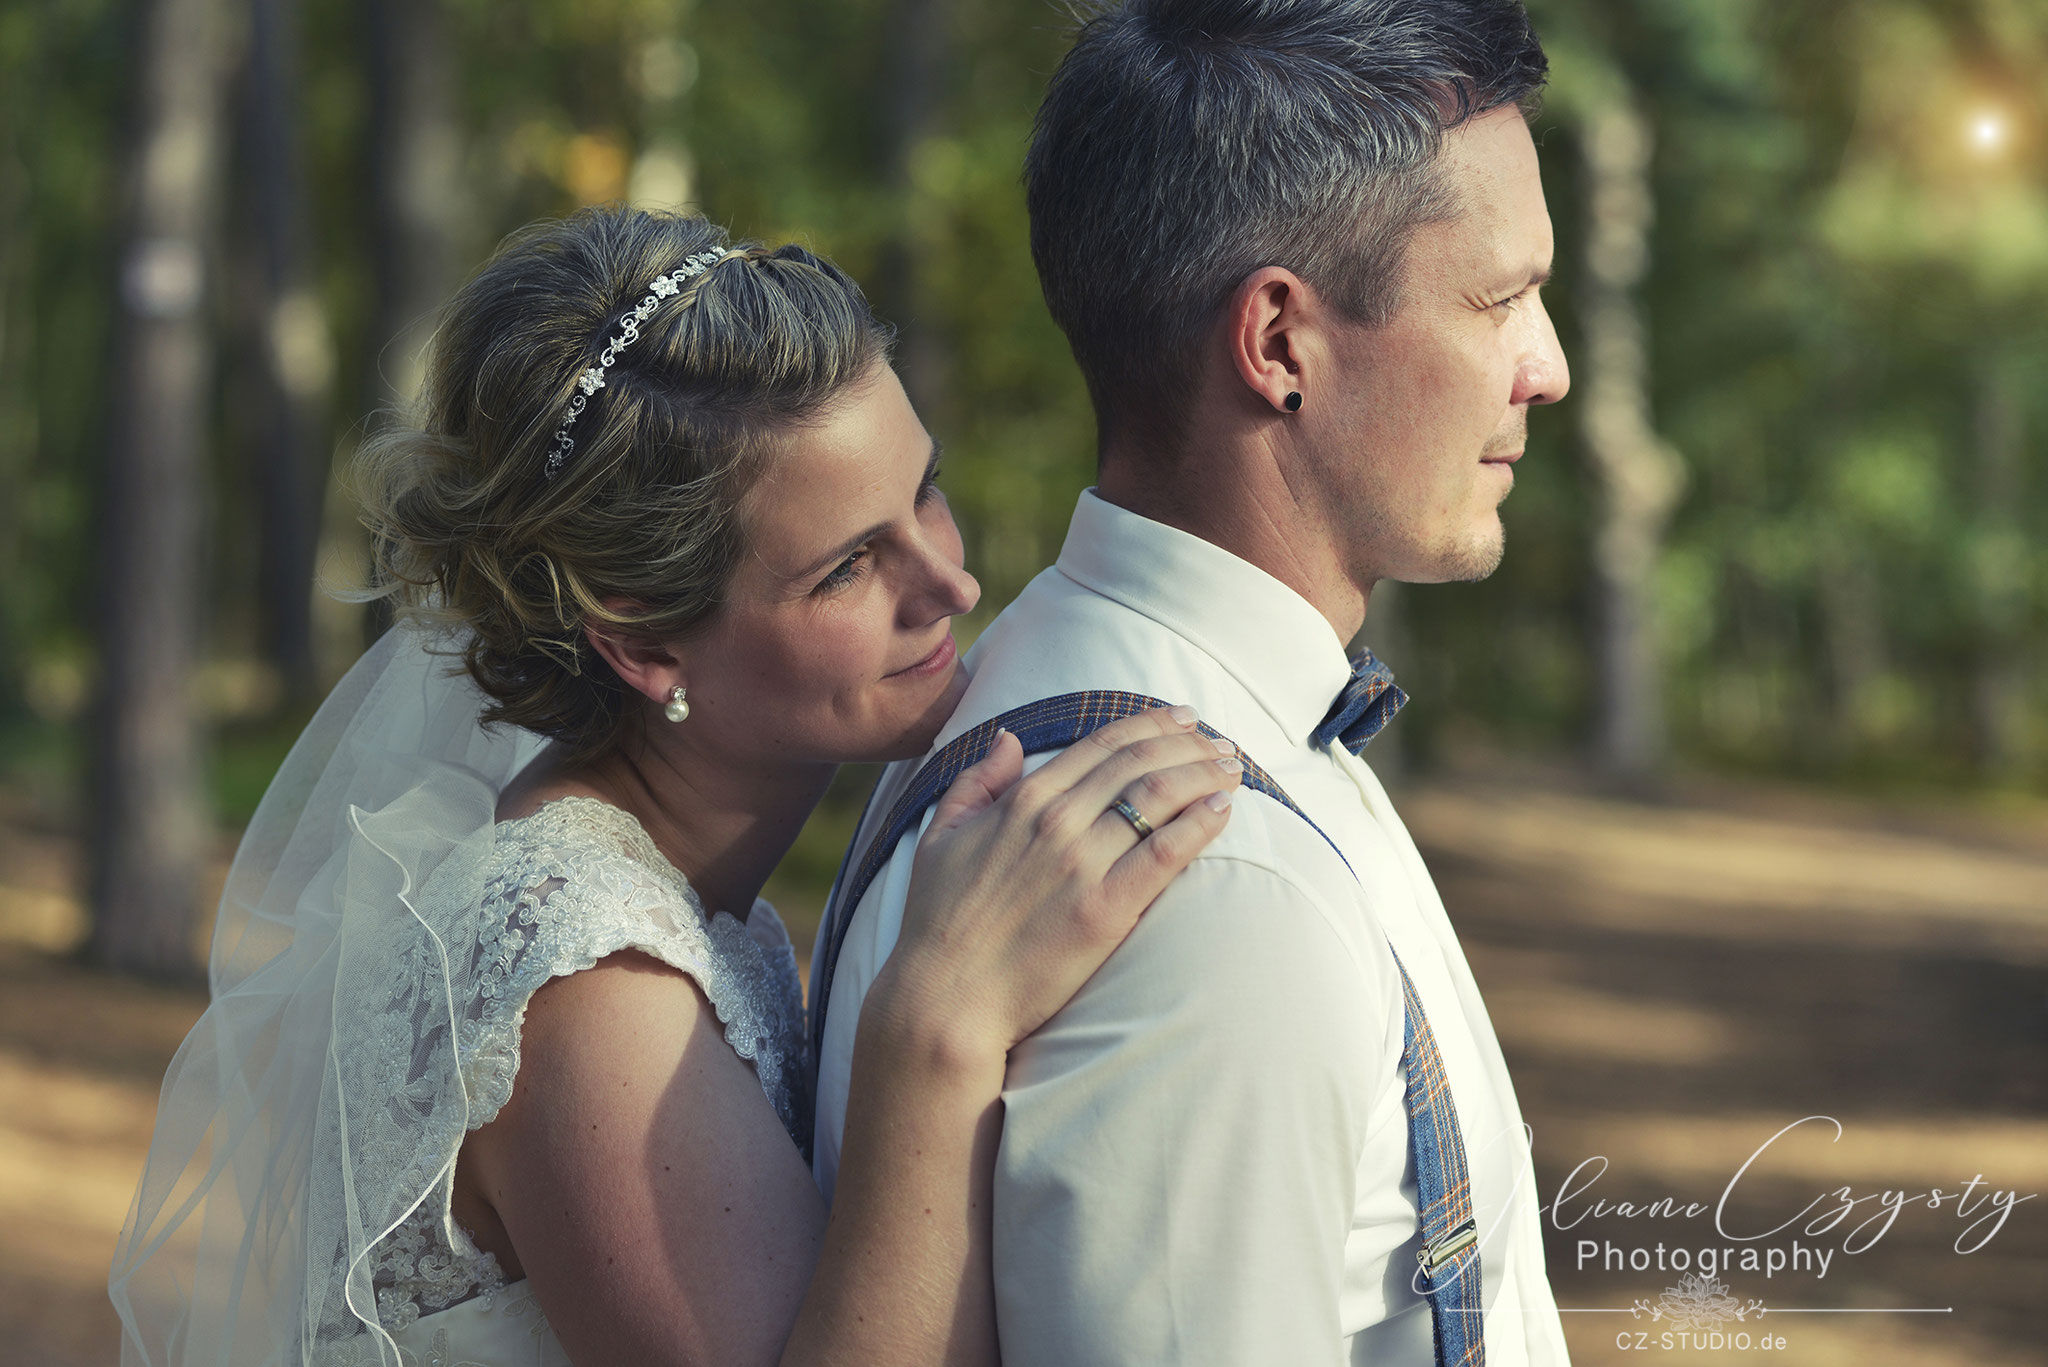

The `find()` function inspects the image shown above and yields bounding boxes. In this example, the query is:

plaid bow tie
[1309,649,1408,756]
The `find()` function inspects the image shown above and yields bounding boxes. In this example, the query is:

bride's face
[679,363,981,764]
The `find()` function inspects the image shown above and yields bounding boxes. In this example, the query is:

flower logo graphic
[1637,1272,1764,1329]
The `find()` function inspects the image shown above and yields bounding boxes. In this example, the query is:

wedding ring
[1109,796,1154,839]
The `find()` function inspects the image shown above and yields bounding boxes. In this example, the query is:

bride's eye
[817,549,869,593]
[914,462,945,508]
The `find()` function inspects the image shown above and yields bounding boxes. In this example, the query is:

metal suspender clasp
[1417,1218,1478,1272]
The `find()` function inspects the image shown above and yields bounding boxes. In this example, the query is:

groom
[814,0,1571,1362]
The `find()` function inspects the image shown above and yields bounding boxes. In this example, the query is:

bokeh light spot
[1968,110,2009,156]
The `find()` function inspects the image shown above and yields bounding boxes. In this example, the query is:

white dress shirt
[813,490,1571,1366]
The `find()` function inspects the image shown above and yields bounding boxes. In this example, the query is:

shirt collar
[1052,488,1356,747]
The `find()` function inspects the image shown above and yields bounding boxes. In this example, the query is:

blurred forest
[2,5,2047,1365]
[0,0,2044,973]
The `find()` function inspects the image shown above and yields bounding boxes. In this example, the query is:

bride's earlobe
[583,608,686,712]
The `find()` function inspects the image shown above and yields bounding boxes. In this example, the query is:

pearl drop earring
[664,685,690,724]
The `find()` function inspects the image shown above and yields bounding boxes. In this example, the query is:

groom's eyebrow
[1485,261,1553,296]
[797,438,944,580]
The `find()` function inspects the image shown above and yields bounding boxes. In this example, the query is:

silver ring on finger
[1109,796,1154,840]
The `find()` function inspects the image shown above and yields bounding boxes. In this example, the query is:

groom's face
[1312,105,1569,586]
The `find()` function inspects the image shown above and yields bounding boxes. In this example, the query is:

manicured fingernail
[1209,736,1236,756]
[1168,704,1198,725]
[1205,789,1234,811]
[1217,757,1243,775]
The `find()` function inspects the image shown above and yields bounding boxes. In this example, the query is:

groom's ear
[584,601,687,705]
[1226,266,1314,415]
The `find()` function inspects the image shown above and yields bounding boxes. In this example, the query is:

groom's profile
[813,0,1572,1362]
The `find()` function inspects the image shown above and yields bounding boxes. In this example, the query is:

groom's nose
[1514,297,1570,408]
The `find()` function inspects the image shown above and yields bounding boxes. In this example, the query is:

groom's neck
[1095,435,1370,645]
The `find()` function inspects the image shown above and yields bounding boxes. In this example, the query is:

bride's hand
[877,706,1241,1058]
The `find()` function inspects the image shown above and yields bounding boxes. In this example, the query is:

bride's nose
[901,537,979,626]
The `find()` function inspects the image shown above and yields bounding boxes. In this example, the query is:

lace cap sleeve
[456,797,809,1143]
[342,797,805,1336]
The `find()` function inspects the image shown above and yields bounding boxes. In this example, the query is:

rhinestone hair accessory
[545,246,735,479]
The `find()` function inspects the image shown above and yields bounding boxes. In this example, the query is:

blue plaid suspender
[809,691,1484,1367]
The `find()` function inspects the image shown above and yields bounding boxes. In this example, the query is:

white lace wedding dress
[319,795,811,1366]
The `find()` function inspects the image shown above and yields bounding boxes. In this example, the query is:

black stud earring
[1284,391,1303,412]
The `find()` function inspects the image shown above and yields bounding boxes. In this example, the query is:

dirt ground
[2,768,2044,1367]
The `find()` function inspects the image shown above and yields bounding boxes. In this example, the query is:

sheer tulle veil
[108,625,548,1365]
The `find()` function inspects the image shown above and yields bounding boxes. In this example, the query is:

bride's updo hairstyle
[356,207,892,760]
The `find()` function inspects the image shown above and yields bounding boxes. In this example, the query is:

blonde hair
[354,207,893,760]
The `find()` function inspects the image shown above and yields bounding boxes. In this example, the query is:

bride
[108,206,1244,1366]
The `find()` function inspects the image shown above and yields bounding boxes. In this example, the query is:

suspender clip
[1417,1218,1478,1272]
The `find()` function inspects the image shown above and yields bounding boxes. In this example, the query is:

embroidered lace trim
[362,796,809,1333]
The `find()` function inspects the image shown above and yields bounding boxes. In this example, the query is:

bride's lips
[887,630,957,680]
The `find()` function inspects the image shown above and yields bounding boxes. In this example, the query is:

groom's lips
[888,631,958,680]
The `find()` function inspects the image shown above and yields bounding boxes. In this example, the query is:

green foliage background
[1,0,2044,832]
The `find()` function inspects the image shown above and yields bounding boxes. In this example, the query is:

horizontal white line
[1552,1307,1954,1315]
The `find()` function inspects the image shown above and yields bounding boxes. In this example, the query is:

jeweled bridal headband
[545,245,740,480]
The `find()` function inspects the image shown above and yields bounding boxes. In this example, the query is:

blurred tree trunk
[1576,89,1687,788]
[90,0,236,977]
[356,0,461,647]
[0,62,29,708]
[1969,360,2026,779]
[247,0,331,703]
[1817,538,1886,751]
[625,29,697,210]
[365,0,460,408]
[876,0,950,416]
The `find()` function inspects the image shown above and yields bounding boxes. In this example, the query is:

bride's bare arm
[461,707,1240,1366]
[462,955,828,1363]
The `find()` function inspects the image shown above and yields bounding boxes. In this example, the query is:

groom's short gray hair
[1026,0,1547,448]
